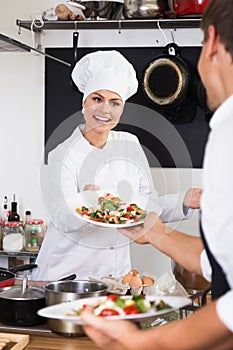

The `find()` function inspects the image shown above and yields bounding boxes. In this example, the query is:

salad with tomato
[67,294,171,317]
[76,193,146,225]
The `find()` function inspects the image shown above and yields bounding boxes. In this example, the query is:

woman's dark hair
[201,0,233,60]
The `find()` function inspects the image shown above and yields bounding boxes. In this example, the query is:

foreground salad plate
[38,295,191,325]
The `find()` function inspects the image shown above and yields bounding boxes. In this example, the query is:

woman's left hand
[83,184,100,191]
[183,188,202,209]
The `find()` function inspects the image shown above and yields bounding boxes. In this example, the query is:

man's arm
[119,212,204,275]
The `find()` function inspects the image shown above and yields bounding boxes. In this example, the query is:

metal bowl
[44,280,108,336]
[81,1,123,19]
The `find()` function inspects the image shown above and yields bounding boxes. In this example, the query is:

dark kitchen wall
[45,46,210,167]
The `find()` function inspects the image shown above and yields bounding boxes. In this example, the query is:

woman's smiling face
[83,90,124,134]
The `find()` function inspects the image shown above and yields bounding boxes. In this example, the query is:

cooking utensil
[172,261,211,295]
[143,43,197,123]
[171,0,210,17]
[0,273,77,326]
[67,0,123,20]
[70,31,79,91]
[44,280,108,336]
[0,275,46,326]
[0,263,37,289]
[143,43,191,108]
[123,0,169,19]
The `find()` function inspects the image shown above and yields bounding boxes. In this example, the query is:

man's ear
[205,25,218,61]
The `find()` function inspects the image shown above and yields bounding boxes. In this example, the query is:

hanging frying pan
[143,43,197,123]
[143,43,191,108]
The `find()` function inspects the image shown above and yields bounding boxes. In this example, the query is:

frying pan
[143,43,191,109]
[143,43,199,123]
[0,264,37,288]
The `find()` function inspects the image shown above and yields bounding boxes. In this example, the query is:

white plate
[38,295,191,325]
[74,191,162,228]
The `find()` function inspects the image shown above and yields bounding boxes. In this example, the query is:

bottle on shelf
[8,194,20,222]
[24,210,32,224]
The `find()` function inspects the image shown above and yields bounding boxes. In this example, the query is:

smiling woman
[32,50,200,282]
[82,90,124,147]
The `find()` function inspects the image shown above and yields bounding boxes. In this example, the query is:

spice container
[24,219,45,252]
[2,222,24,252]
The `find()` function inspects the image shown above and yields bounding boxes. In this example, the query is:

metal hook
[118,19,122,34]
[156,19,168,46]
[170,29,175,43]
[74,20,78,32]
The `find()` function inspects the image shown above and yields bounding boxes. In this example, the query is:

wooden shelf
[16,18,201,32]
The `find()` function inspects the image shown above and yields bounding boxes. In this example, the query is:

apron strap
[200,218,230,299]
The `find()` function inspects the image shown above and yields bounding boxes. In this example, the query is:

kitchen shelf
[16,18,201,32]
[0,250,38,258]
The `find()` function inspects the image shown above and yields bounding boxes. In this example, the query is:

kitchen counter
[0,322,99,349]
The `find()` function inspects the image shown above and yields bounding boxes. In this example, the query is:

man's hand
[183,188,202,209]
[118,212,166,245]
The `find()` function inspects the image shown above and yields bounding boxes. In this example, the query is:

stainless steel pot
[123,0,169,19]
[44,280,108,336]
[172,261,211,295]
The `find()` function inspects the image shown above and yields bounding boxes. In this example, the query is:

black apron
[200,221,230,299]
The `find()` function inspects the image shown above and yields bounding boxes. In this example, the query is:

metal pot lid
[0,276,45,300]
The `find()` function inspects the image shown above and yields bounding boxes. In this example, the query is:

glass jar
[2,222,24,252]
[24,219,45,252]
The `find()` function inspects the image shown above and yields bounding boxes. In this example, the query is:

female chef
[31,50,201,281]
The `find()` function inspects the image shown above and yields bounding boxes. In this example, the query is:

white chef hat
[71,50,138,103]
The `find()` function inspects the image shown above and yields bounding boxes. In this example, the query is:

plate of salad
[75,192,161,228]
[38,294,191,324]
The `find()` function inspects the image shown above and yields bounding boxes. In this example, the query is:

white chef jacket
[32,125,189,281]
[200,95,233,332]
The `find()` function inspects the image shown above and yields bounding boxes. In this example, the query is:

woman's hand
[83,184,100,191]
[183,188,202,209]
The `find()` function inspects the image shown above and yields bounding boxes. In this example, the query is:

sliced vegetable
[99,308,120,316]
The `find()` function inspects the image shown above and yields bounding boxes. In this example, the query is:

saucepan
[0,273,76,326]
[44,280,108,336]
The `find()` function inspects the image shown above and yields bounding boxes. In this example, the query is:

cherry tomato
[107,294,119,302]
[99,308,120,316]
[123,214,131,220]
[127,206,134,212]
[123,305,140,315]
[91,218,103,222]
[81,210,89,215]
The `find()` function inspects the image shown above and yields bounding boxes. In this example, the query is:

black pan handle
[58,274,77,281]
[9,264,38,273]
[70,31,79,91]
[73,31,79,64]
